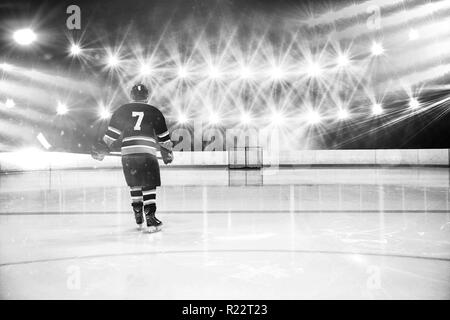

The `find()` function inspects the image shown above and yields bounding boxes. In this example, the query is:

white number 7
[132,112,144,130]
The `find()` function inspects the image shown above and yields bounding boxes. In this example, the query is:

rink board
[0,149,448,172]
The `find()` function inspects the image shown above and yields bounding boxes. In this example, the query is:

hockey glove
[91,140,110,161]
[159,141,174,165]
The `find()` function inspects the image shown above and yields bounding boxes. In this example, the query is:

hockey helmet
[130,83,149,101]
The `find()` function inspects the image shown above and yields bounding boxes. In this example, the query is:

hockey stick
[91,139,165,160]
[107,151,163,160]
[91,135,172,163]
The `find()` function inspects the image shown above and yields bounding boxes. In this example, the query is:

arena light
[336,54,350,68]
[337,109,350,120]
[269,66,284,80]
[13,28,37,45]
[56,102,68,115]
[177,113,188,124]
[409,97,420,109]
[371,42,385,56]
[208,112,220,125]
[208,66,221,79]
[99,107,112,119]
[5,98,15,109]
[271,111,285,126]
[177,66,188,79]
[139,64,152,76]
[307,110,321,124]
[238,66,252,79]
[69,44,82,56]
[240,112,252,125]
[372,103,383,115]
[307,62,323,77]
[107,54,120,68]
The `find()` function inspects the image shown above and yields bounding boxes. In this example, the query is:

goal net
[228,146,263,169]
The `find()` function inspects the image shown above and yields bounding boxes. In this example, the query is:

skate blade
[145,225,162,233]
[136,224,144,231]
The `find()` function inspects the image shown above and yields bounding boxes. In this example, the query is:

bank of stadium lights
[56,102,68,115]
[372,103,383,115]
[409,97,420,110]
[13,28,37,45]
[5,98,15,109]
[371,42,385,56]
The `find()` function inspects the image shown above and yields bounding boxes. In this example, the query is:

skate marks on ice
[0,210,449,299]
[0,167,449,299]
[0,248,449,299]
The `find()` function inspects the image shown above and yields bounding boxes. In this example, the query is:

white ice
[0,167,449,299]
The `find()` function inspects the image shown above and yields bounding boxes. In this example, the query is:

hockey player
[91,84,173,232]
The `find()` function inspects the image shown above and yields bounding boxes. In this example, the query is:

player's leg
[142,186,162,232]
[122,155,145,229]
[140,154,163,232]
[130,186,144,228]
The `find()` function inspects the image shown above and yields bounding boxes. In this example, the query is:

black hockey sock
[142,186,156,208]
[130,187,143,207]
[142,186,161,227]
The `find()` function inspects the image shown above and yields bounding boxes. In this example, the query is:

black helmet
[130,84,149,101]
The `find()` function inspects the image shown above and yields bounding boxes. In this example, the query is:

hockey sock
[142,186,160,227]
[130,186,143,207]
[142,186,156,209]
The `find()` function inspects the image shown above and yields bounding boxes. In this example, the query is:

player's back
[105,102,170,157]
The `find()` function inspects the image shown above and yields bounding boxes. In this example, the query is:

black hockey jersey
[103,102,170,156]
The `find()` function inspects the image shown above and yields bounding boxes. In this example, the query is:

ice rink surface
[0,167,449,299]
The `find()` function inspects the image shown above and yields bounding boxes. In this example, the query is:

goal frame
[228,146,263,169]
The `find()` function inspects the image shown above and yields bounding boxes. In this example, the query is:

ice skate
[145,211,163,233]
[132,203,144,230]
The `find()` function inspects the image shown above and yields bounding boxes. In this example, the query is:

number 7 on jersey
[132,112,144,131]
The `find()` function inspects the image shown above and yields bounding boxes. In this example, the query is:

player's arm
[103,112,123,149]
[91,110,123,161]
[154,111,173,164]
